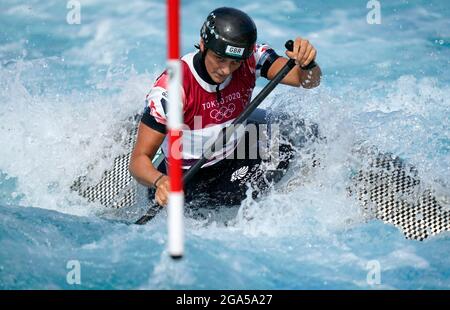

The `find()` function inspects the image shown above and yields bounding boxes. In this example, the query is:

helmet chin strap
[198,47,222,102]
[201,47,208,60]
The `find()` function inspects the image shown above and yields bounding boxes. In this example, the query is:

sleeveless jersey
[142,44,280,168]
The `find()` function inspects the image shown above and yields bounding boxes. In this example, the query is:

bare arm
[267,57,321,88]
[129,122,166,188]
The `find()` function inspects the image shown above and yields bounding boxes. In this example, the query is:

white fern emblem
[231,166,249,182]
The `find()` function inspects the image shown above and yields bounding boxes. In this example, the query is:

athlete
[129,7,321,208]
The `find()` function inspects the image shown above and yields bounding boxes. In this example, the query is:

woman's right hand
[154,175,170,206]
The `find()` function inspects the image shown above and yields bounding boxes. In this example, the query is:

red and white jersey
[142,44,280,168]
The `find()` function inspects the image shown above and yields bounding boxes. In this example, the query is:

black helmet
[200,7,257,60]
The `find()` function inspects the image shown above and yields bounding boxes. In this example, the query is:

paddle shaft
[184,63,296,183]
[135,40,297,225]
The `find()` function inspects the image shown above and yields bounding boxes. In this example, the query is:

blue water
[1,0,449,289]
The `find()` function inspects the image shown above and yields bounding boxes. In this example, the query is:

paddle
[135,40,298,225]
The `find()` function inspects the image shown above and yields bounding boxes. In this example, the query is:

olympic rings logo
[209,103,236,122]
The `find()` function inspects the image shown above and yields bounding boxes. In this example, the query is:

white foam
[0,59,154,216]
[181,73,448,244]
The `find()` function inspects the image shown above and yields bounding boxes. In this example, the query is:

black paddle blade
[135,204,163,225]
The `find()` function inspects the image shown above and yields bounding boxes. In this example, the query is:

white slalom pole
[167,0,184,259]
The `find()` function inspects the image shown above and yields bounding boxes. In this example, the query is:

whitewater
[0,0,449,289]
